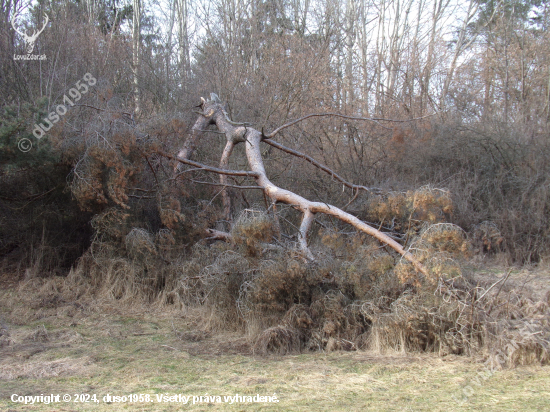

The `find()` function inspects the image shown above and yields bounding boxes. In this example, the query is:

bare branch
[206,228,233,241]
[128,194,155,199]
[159,150,259,178]
[128,187,155,192]
[263,138,384,195]
[265,112,436,138]
[189,179,262,190]
[73,104,133,118]
[299,210,315,260]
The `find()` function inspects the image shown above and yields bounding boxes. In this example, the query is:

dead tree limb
[161,150,257,178]
[219,139,235,221]
[262,138,383,195]
[206,228,233,241]
[172,96,428,276]
[174,109,214,170]
[189,180,262,190]
[265,112,437,138]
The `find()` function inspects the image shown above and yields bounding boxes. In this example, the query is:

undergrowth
[11,208,549,367]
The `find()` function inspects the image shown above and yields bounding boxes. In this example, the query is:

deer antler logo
[11,12,49,54]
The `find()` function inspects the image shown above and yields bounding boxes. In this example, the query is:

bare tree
[439,0,480,110]
[176,0,190,83]
[165,94,428,276]
[421,0,449,114]
[165,0,177,100]
[343,0,356,108]
[132,0,142,117]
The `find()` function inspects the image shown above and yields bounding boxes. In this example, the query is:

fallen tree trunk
[171,94,428,276]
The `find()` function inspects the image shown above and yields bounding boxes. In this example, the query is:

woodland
[1,0,549,361]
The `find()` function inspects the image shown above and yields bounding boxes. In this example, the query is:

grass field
[1,275,549,412]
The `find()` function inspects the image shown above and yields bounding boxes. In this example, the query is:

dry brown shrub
[9,232,549,365]
[312,292,367,347]
[253,325,301,355]
[231,209,276,256]
[9,182,546,365]
[281,304,314,330]
[158,191,186,230]
[244,257,314,314]
[473,221,505,254]
[125,228,157,258]
[69,127,142,213]
[90,208,130,241]
[488,317,550,366]
[340,252,395,299]
[252,289,370,354]
[317,229,381,263]
[473,285,550,366]
[155,229,176,256]
[365,186,453,233]
[320,228,347,252]
[241,226,470,355]
[395,223,469,286]
[194,249,251,330]
[359,291,467,355]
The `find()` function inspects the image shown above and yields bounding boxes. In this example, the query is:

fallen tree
[163,94,428,276]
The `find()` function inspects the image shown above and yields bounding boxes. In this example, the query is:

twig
[145,156,159,186]
[196,129,225,134]
[341,187,360,210]
[127,194,155,199]
[485,269,513,315]
[478,268,512,302]
[74,104,133,118]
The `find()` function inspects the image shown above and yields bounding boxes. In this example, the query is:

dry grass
[0,357,94,380]
[253,325,302,355]
[1,279,549,411]
[6,211,548,367]
[2,205,549,393]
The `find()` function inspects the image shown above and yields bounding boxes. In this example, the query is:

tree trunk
[132,0,142,117]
